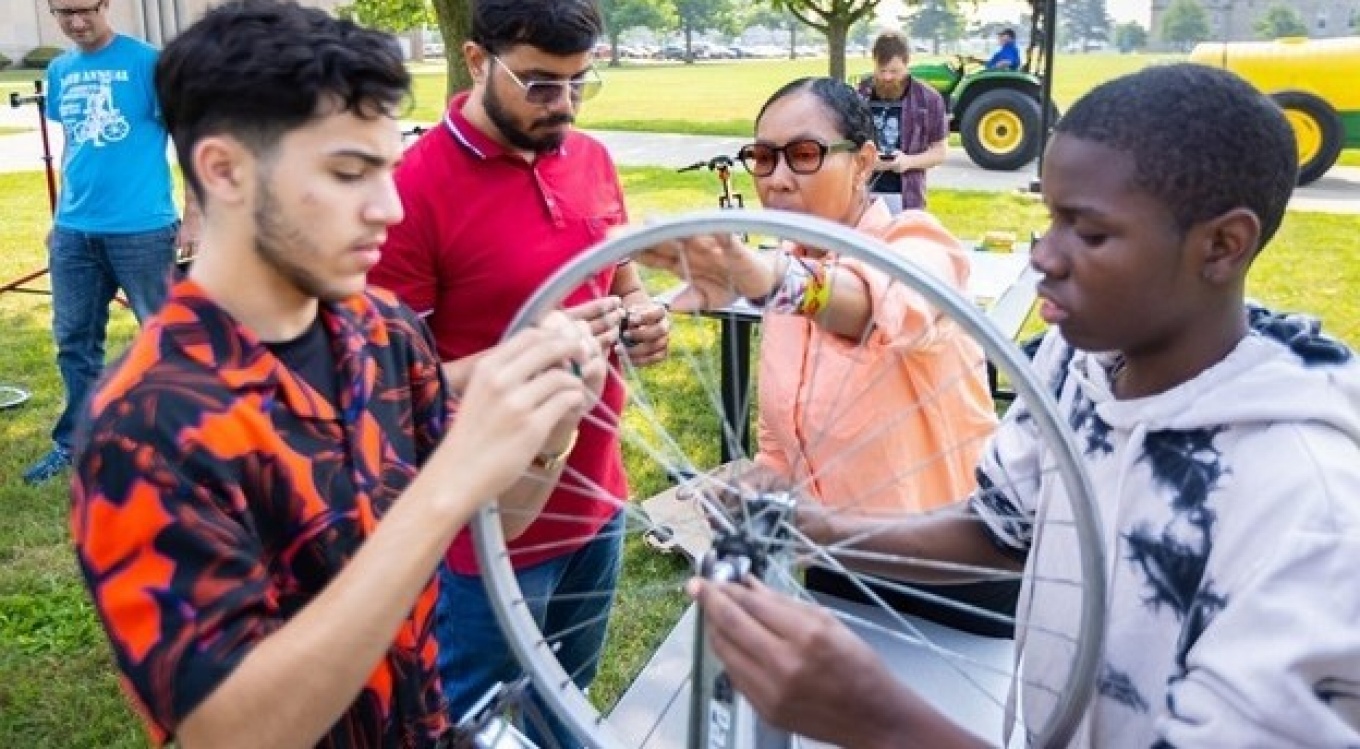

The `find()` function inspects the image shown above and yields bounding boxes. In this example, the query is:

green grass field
[407,54,1174,133]
[404,54,1360,167]
[2,159,1357,744]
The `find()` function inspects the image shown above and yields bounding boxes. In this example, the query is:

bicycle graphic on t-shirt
[72,82,131,147]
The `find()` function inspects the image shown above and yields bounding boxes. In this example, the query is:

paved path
[1,108,1356,213]
[585,129,1360,215]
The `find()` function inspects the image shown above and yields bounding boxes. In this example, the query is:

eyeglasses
[737,139,859,177]
[49,0,105,19]
[490,55,603,106]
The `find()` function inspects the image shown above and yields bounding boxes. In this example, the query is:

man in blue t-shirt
[987,28,1022,70]
[23,0,198,485]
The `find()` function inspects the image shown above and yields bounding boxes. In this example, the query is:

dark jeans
[805,565,1020,639]
[435,511,624,749]
[47,223,176,451]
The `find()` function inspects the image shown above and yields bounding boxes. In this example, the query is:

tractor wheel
[960,88,1043,171]
[1272,91,1344,186]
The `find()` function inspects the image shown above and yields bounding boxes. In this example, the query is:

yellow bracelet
[799,262,832,317]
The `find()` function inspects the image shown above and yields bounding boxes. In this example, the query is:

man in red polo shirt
[369,0,669,744]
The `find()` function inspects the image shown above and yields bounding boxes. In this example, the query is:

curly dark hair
[155,0,410,201]
[756,77,876,148]
[470,0,602,56]
[1054,63,1296,249]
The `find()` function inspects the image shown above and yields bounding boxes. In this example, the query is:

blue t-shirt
[987,40,1022,71]
[46,34,176,233]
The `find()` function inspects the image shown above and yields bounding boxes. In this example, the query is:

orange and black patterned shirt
[71,278,451,747]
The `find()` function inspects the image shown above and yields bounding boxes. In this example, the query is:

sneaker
[22,447,72,485]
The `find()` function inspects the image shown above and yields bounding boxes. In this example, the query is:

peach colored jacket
[754,201,997,516]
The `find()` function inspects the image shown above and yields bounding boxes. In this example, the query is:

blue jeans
[436,510,624,749]
[47,224,177,451]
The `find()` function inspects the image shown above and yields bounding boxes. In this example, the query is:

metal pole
[1030,0,1059,190]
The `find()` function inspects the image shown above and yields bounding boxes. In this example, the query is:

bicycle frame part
[715,162,743,211]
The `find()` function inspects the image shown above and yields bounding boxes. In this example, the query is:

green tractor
[908,55,1057,172]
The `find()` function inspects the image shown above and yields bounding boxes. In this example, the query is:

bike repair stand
[0,81,55,410]
[677,154,752,462]
[689,489,798,749]
[2,81,58,302]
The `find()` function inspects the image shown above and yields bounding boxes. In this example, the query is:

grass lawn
[1,164,1358,745]
[406,54,1360,169]
[407,53,1175,134]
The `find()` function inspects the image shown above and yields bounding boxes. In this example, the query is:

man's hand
[543,314,606,451]
[637,233,775,313]
[434,312,595,504]
[618,300,671,367]
[566,296,626,354]
[689,577,933,749]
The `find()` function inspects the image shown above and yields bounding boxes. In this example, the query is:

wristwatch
[531,428,579,472]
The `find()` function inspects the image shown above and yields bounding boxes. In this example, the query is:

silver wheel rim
[473,209,1106,748]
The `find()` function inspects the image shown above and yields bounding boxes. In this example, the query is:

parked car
[1191,36,1360,184]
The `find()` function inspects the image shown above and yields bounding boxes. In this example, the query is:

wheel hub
[978,109,1024,154]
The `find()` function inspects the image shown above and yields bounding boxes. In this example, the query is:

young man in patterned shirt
[69,1,603,746]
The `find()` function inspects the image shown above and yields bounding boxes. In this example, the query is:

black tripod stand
[676,153,753,461]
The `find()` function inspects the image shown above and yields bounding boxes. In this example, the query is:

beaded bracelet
[767,255,812,314]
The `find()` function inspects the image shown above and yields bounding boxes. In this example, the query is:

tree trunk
[826,21,848,82]
[431,0,473,99]
[788,23,797,59]
[409,28,426,63]
[684,24,694,63]
[609,31,622,67]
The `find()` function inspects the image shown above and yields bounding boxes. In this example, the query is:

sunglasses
[49,0,105,18]
[737,139,859,177]
[490,55,603,106]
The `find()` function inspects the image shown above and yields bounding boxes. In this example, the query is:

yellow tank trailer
[1191,36,1360,185]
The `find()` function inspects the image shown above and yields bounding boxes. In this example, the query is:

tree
[1254,4,1308,39]
[1114,21,1148,52]
[745,6,807,59]
[768,0,882,82]
[907,0,966,55]
[430,0,472,96]
[337,0,431,32]
[665,0,736,63]
[601,0,672,65]
[1160,0,1210,51]
[1060,0,1112,51]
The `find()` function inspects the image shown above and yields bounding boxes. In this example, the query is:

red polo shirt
[371,93,629,574]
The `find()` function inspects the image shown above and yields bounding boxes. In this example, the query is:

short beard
[874,79,907,100]
[483,78,573,153]
[252,171,341,302]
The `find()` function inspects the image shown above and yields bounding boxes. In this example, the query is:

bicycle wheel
[472,209,1105,749]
